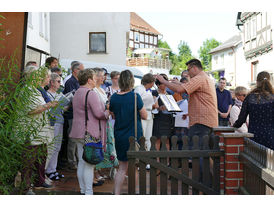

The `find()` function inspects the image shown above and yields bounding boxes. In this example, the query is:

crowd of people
[22,57,273,195]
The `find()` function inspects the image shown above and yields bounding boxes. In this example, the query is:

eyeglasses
[56,80,61,83]
[239,94,246,97]
[187,66,193,72]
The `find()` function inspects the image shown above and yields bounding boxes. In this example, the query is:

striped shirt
[182,71,218,128]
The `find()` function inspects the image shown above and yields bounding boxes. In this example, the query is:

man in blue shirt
[216,78,233,126]
[63,62,84,170]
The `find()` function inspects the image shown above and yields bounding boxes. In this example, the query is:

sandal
[54,172,64,178]
[46,172,60,181]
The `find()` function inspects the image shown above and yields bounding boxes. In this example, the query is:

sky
[137,12,240,57]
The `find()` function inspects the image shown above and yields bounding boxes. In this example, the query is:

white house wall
[50,12,130,66]
[26,12,50,54]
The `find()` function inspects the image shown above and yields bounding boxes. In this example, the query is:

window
[245,21,251,41]
[129,40,134,48]
[149,35,153,44]
[251,18,256,38]
[145,35,149,43]
[140,43,144,48]
[89,32,106,53]
[134,43,139,49]
[44,13,49,41]
[28,12,33,28]
[220,54,224,65]
[39,12,44,37]
[134,32,139,42]
[140,33,144,42]
[130,31,134,39]
[154,36,158,45]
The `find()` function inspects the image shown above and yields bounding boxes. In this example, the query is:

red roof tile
[130,12,161,35]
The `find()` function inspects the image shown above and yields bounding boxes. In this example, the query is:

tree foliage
[198,38,221,71]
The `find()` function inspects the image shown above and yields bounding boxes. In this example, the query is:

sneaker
[35,182,53,189]
[45,177,53,185]
[146,164,150,170]
[26,189,36,195]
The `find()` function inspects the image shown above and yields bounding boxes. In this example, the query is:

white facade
[211,41,249,88]
[50,12,130,66]
[240,12,274,86]
[25,12,50,66]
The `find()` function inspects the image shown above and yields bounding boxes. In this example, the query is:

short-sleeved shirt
[182,71,218,128]
[109,91,144,161]
[216,87,233,120]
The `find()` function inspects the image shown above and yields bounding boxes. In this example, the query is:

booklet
[159,94,182,112]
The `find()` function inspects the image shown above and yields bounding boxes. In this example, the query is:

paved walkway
[33,168,127,195]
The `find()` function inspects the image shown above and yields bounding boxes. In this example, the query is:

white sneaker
[26,189,36,195]
[146,164,150,170]
[45,177,52,185]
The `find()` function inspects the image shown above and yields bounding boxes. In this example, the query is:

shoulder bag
[82,90,104,165]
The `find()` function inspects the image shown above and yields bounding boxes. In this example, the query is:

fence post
[213,127,235,194]
[221,133,254,195]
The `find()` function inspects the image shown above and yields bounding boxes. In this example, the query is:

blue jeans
[174,127,188,150]
[188,124,213,149]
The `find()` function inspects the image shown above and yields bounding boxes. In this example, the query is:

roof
[130,12,161,35]
[209,35,242,54]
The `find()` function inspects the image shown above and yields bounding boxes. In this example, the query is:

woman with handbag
[69,69,109,195]
[109,70,147,195]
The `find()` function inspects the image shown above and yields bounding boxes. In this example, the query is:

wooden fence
[127,135,223,195]
[239,138,274,195]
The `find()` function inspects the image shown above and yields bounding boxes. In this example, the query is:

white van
[59,58,144,87]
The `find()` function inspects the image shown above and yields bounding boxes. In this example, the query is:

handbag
[82,90,104,165]
[134,93,140,151]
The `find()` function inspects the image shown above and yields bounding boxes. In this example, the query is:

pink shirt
[69,87,109,148]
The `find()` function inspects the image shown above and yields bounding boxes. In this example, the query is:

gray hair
[235,86,247,96]
[71,63,82,72]
[71,61,80,67]
[93,67,104,75]
[50,73,60,82]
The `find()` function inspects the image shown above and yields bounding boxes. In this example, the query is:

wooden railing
[126,57,172,70]
[127,135,223,195]
[239,138,274,195]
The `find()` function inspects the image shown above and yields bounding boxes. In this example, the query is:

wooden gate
[127,135,223,195]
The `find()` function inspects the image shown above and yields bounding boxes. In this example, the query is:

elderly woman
[93,68,119,182]
[110,70,147,195]
[134,73,158,152]
[69,69,109,195]
[234,71,274,149]
[229,86,248,133]
[45,73,68,180]
[21,66,58,194]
